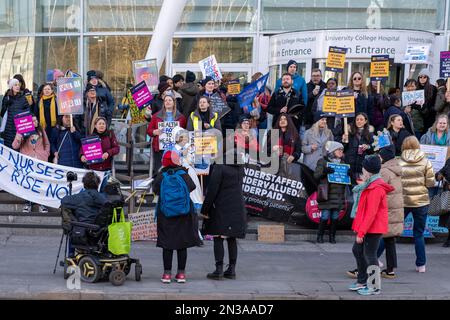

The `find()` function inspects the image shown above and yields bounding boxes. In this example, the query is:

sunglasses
[419,75,428,78]
[353,77,362,80]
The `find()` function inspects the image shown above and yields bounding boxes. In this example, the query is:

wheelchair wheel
[109,270,126,286]
[78,256,101,283]
[135,263,142,282]
[124,262,131,276]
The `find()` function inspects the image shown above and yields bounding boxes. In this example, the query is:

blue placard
[327,163,351,185]
[237,73,269,111]
[378,134,391,149]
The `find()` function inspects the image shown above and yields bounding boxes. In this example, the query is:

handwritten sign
[199,55,222,81]
[402,45,430,64]
[370,55,390,81]
[81,136,103,165]
[129,211,157,241]
[440,51,450,78]
[133,59,159,93]
[158,121,180,150]
[325,47,347,73]
[14,112,35,137]
[56,77,83,115]
[402,90,425,106]
[130,81,153,110]
[327,163,351,185]
[210,93,231,119]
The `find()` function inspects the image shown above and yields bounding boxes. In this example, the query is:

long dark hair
[417,75,434,102]
[197,96,211,118]
[274,113,299,141]
[350,112,371,141]
[13,74,26,91]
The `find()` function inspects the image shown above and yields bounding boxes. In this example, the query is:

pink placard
[14,114,35,135]
[81,138,103,164]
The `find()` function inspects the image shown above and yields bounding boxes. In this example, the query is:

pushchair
[58,180,142,286]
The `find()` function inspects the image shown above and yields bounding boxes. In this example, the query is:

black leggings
[213,237,237,265]
[162,249,187,272]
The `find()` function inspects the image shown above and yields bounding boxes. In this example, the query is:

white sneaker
[39,205,48,213]
[22,203,31,213]
[416,265,426,273]
[378,260,384,268]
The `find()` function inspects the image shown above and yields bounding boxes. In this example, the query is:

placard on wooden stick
[258,224,285,243]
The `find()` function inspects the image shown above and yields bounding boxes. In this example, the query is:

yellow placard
[336,95,355,115]
[323,92,338,113]
[326,47,347,72]
[227,83,241,95]
[194,135,218,155]
[370,60,390,79]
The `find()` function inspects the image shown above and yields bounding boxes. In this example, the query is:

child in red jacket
[349,155,394,296]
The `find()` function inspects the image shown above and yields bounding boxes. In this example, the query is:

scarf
[433,132,447,146]
[39,94,57,129]
[85,101,99,135]
[350,174,381,218]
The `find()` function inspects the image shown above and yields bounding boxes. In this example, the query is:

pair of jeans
[405,206,428,267]
[352,234,382,285]
[377,237,397,271]
[321,209,339,222]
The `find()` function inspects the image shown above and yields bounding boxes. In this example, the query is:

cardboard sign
[325,47,347,73]
[370,55,390,81]
[209,93,231,119]
[327,163,351,185]
[133,59,159,93]
[199,55,222,81]
[402,45,430,64]
[440,51,450,78]
[129,211,157,241]
[402,90,425,106]
[237,73,269,112]
[227,79,241,95]
[130,81,153,110]
[194,134,218,155]
[420,144,449,173]
[257,224,285,243]
[56,77,83,115]
[158,121,180,150]
[81,136,103,165]
[14,112,35,137]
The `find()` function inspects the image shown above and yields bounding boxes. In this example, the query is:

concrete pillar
[146,0,188,71]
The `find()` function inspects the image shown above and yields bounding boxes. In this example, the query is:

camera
[66,171,78,182]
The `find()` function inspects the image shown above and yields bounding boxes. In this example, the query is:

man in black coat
[305,69,327,130]
[267,73,303,130]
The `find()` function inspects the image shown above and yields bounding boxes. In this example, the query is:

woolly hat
[363,155,382,174]
[162,150,181,167]
[186,70,196,83]
[313,111,328,123]
[87,70,97,82]
[286,60,297,70]
[379,145,396,163]
[201,76,214,87]
[326,141,344,155]
[418,69,431,78]
[53,69,64,81]
[8,78,19,90]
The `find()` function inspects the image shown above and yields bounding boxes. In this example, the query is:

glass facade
[0,0,449,101]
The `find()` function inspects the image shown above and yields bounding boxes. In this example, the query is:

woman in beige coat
[376,145,404,278]
[398,136,435,273]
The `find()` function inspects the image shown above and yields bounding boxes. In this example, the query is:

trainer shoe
[39,205,48,213]
[349,282,366,291]
[22,203,31,213]
[346,269,358,279]
[416,265,426,273]
[161,273,171,284]
[357,287,381,296]
[175,273,186,283]
[378,260,384,268]
[381,269,396,279]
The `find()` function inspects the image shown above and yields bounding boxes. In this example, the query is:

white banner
[0,144,106,208]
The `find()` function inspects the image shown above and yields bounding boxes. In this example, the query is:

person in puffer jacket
[398,136,435,273]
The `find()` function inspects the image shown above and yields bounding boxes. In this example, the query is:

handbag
[428,182,450,216]
[108,207,132,255]
[317,179,328,202]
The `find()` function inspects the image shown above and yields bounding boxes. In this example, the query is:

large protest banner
[56,77,83,115]
[325,47,347,73]
[133,59,159,93]
[199,55,222,81]
[0,144,106,208]
[158,121,180,150]
[242,164,307,222]
[237,73,269,111]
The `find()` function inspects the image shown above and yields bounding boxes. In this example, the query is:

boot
[316,220,326,243]
[207,262,223,280]
[223,264,236,279]
[329,219,337,244]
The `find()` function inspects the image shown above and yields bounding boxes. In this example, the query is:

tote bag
[108,207,132,255]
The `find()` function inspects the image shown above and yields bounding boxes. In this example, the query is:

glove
[325,167,335,174]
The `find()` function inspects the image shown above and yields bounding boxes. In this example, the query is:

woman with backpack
[152,150,201,284]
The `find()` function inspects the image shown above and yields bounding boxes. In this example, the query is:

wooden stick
[200,175,204,192]
[447,78,450,92]
[344,117,348,143]
[70,114,73,128]
[377,81,381,94]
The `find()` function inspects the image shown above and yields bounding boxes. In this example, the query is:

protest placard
[0,144,106,208]
[402,90,425,106]
[327,163,351,185]
[130,81,153,110]
[440,51,450,79]
[133,59,159,93]
[14,111,36,137]
[336,91,355,118]
[325,47,347,73]
[322,91,338,114]
[126,90,147,125]
[210,93,231,119]
[158,121,179,150]
[199,55,222,81]
[373,130,392,151]
[237,73,269,111]
[81,136,104,165]
[370,55,390,81]
[227,79,241,95]
[402,45,430,64]
[420,144,449,173]
[56,77,83,115]
[129,211,157,241]
[194,134,218,155]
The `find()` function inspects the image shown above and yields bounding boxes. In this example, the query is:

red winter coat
[352,178,394,238]
[81,130,119,171]
[146,109,187,152]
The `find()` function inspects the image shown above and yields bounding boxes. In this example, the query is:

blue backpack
[159,169,191,217]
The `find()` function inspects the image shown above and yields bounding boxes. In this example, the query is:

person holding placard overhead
[147,95,187,175]
[12,115,50,213]
[313,141,348,244]
[1,78,32,148]
[387,114,412,156]
[34,83,59,146]
[51,115,84,169]
[420,114,450,146]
